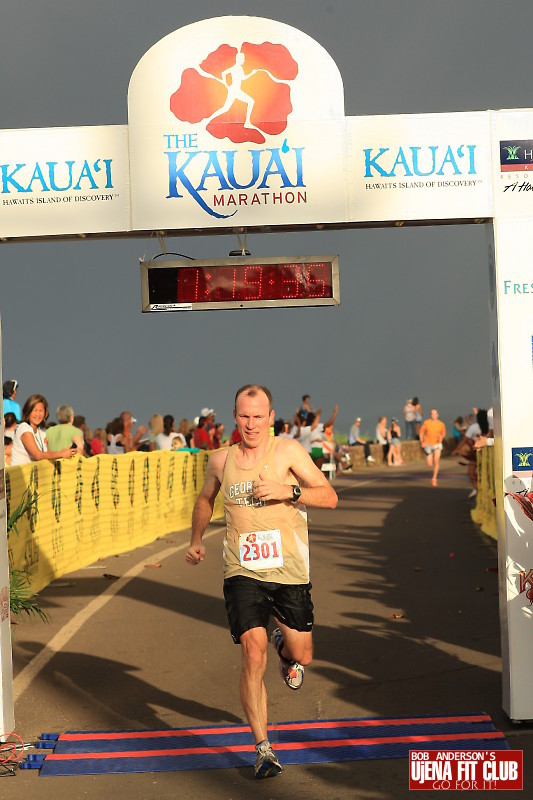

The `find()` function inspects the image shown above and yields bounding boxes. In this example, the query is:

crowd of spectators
[346,397,425,468]
[2,379,494,493]
[451,406,494,497]
[1,383,355,480]
[1,380,238,468]
[271,395,351,476]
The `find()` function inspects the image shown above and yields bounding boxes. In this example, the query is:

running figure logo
[170,42,299,144]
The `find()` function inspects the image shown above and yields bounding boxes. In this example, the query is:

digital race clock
[140,256,340,312]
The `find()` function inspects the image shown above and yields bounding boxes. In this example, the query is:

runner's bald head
[234,384,273,413]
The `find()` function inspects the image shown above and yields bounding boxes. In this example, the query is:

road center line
[13,525,226,702]
[13,481,397,700]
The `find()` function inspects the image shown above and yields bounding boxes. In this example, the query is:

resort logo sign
[500,140,533,172]
[512,447,533,472]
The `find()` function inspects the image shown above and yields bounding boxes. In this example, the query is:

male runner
[419,408,446,486]
[186,384,338,779]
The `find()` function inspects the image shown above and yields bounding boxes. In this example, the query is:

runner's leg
[274,622,313,666]
[433,447,442,483]
[239,627,269,743]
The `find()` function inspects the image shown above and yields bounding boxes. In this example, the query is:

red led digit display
[176,262,333,304]
[142,256,339,311]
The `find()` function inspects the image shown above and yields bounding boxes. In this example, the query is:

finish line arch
[0,15,531,730]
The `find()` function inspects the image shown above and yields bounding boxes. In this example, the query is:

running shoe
[271,627,304,690]
[255,742,282,779]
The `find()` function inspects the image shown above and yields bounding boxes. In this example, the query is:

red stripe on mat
[273,715,492,732]
[48,730,505,760]
[59,714,492,741]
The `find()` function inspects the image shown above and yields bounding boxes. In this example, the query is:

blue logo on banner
[512,447,533,471]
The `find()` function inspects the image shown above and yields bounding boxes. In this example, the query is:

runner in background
[419,408,446,487]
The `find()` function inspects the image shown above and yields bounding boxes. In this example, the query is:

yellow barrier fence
[7,451,223,594]
[470,446,497,540]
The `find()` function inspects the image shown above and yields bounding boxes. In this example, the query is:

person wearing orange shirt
[419,408,446,487]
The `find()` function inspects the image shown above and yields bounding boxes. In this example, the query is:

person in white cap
[120,410,148,452]
[200,408,216,441]
[348,417,375,462]
[200,408,216,436]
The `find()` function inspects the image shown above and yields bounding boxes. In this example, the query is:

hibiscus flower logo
[170,42,298,145]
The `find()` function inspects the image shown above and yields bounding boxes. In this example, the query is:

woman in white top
[375,416,390,464]
[156,415,179,450]
[10,393,76,466]
[106,417,126,454]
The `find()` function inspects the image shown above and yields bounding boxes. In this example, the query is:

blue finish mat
[26,713,509,775]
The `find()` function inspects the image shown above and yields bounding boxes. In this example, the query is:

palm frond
[9,570,49,622]
[7,488,39,539]
[6,489,47,621]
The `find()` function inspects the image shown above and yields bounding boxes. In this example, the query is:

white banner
[492,216,533,719]
[0,126,131,238]
[491,109,533,218]
[128,16,347,230]
[347,111,494,222]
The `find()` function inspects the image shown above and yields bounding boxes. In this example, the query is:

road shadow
[16,640,243,729]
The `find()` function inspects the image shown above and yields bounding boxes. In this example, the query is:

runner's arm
[252,440,337,508]
[186,454,223,565]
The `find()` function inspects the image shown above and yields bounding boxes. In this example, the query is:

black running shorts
[223,575,314,644]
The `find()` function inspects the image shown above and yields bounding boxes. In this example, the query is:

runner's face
[234,392,274,449]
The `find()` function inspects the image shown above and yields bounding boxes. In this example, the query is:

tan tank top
[221,436,310,584]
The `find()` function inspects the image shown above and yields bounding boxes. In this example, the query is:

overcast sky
[0,0,526,436]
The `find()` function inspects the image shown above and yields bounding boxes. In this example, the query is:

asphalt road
[6,459,533,799]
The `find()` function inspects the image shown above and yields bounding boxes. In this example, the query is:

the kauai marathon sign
[127,16,347,230]
[0,15,501,239]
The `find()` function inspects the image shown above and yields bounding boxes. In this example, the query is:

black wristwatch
[291,485,302,502]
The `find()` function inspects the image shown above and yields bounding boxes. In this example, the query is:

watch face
[293,485,301,501]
